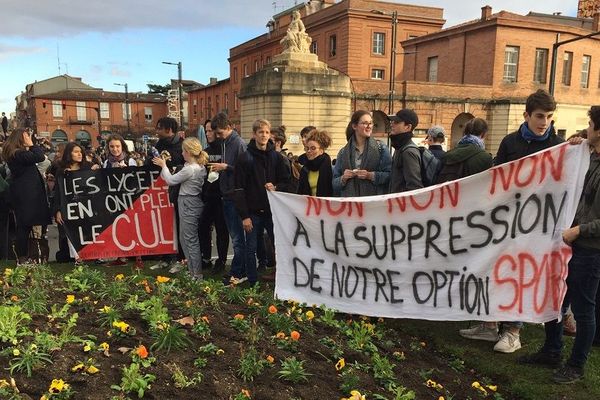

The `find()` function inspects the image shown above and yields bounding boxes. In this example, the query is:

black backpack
[401,144,442,187]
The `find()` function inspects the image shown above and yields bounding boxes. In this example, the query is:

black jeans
[198,196,229,263]
[543,245,600,368]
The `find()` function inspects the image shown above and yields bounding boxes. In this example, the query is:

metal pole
[125,83,131,136]
[388,11,397,115]
[178,62,183,128]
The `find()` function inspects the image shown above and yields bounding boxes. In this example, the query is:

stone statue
[280,11,312,53]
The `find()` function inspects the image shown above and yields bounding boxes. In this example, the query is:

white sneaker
[493,331,522,353]
[459,323,499,342]
[149,261,169,270]
[168,262,185,274]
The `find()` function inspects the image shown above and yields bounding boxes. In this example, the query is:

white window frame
[503,46,519,83]
[371,69,384,80]
[76,101,86,121]
[52,100,62,118]
[581,55,591,89]
[144,106,152,123]
[372,32,385,55]
[99,102,109,119]
[121,103,131,120]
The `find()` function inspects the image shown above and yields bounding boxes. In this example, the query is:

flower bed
[0,264,506,399]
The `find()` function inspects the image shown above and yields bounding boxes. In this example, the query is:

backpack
[401,144,441,187]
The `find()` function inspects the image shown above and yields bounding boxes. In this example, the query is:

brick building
[188,0,445,137]
[400,6,600,153]
[17,75,167,147]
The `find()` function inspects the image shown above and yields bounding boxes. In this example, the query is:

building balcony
[68,117,95,125]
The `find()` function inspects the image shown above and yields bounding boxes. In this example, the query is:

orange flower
[290,330,300,341]
[266,355,275,363]
[234,313,245,320]
[136,345,148,359]
[201,316,210,324]
[241,389,251,398]
[156,276,170,284]
[268,305,277,314]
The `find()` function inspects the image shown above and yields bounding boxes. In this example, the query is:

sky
[0,0,579,116]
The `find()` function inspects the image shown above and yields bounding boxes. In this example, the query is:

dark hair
[525,89,556,114]
[105,134,130,155]
[203,119,211,129]
[589,106,600,133]
[156,117,178,133]
[2,127,29,162]
[345,110,370,141]
[464,118,488,137]
[60,142,88,169]
[211,112,231,131]
[305,129,332,150]
[300,125,316,137]
[271,125,287,146]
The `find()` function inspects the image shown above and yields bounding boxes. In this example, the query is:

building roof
[34,89,167,103]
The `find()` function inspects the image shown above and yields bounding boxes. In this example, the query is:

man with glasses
[388,109,423,192]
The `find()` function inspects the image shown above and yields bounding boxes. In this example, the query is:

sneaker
[109,258,128,266]
[227,276,248,286]
[168,262,185,274]
[493,331,522,353]
[552,364,584,384]
[517,351,561,368]
[149,261,169,270]
[192,274,204,282]
[459,324,499,342]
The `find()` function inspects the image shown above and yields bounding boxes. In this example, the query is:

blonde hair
[252,118,271,133]
[182,137,208,165]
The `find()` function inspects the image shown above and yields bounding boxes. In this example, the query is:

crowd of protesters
[0,88,599,384]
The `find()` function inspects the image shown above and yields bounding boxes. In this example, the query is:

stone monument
[239,11,352,155]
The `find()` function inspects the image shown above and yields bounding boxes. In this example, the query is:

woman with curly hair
[297,129,334,197]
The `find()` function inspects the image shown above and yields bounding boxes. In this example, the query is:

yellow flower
[438,397,445,400]
[12,348,20,356]
[100,305,111,313]
[393,351,405,360]
[266,355,275,364]
[487,385,498,392]
[49,379,66,393]
[156,275,170,283]
[216,349,225,355]
[10,295,18,302]
[83,344,92,352]
[275,332,286,339]
[305,310,315,320]
[0,379,9,388]
[426,379,437,388]
[66,294,75,304]
[345,390,366,400]
[86,365,100,374]
[471,381,481,389]
[71,363,85,373]
[99,342,109,351]
[114,274,125,281]
[335,358,346,371]
[112,321,130,333]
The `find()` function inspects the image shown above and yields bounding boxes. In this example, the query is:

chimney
[594,12,600,31]
[481,5,492,21]
[209,77,218,85]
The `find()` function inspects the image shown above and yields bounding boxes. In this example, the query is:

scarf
[108,152,127,168]
[520,122,553,142]
[458,134,486,149]
[390,132,413,150]
[304,153,328,171]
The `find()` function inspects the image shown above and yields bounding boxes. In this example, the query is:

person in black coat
[233,119,291,285]
[2,128,51,262]
[198,119,229,272]
[297,129,333,197]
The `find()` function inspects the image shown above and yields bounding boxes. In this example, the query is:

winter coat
[7,146,51,226]
[233,140,291,220]
[389,141,423,193]
[219,131,246,198]
[441,144,493,178]
[573,151,600,251]
[495,129,564,165]
[297,153,333,197]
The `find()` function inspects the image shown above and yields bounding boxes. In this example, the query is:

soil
[1,270,508,400]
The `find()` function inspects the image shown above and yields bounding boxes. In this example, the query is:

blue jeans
[222,199,245,279]
[542,245,600,368]
[244,212,274,284]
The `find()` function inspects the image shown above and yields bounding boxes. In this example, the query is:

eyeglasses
[305,146,321,151]
[358,121,373,127]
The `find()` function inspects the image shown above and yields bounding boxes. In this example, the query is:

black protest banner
[61,166,176,260]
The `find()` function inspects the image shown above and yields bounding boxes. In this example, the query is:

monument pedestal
[239,52,352,155]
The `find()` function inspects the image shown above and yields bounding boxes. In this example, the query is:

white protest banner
[269,142,590,322]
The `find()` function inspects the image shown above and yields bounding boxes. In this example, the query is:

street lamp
[114,82,131,137]
[548,30,600,95]
[162,61,183,128]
